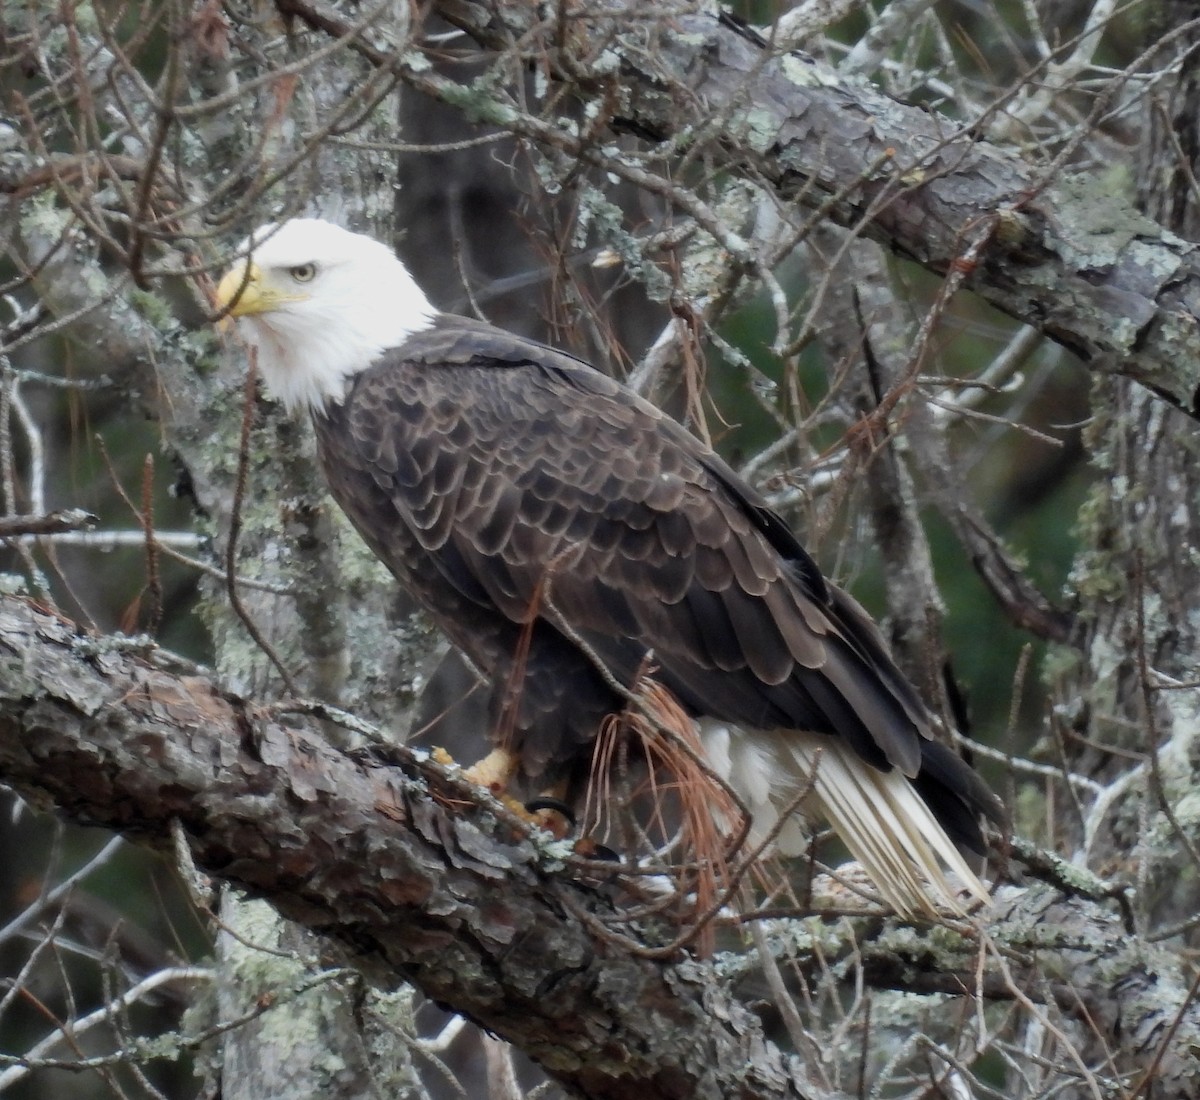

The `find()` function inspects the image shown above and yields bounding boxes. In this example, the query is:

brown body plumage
[217,219,1002,917]
[314,319,997,852]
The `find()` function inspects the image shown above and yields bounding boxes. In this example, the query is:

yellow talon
[461,746,521,794]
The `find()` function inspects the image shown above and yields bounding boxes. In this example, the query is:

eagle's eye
[289,263,317,283]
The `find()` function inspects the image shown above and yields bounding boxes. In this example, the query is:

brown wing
[315,316,997,847]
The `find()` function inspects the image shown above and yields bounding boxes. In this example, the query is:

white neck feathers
[231,220,438,412]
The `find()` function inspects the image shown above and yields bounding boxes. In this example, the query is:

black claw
[586,843,620,863]
[524,796,575,827]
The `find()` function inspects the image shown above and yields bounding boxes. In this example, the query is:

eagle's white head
[215,219,437,412]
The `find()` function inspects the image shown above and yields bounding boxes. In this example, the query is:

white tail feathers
[701,723,991,917]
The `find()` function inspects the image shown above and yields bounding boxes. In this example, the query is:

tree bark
[2,592,1198,1097]
[1057,0,1200,938]
[0,592,831,1100]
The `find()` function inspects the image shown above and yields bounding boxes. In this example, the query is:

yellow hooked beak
[215,261,275,319]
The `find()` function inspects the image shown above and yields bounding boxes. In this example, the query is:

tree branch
[407,0,1200,417]
[3,589,1198,1095]
[0,592,829,1100]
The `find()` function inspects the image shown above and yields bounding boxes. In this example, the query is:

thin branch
[225,358,297,696]
[0,509,98,537]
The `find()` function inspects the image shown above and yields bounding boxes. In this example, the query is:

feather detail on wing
[224,222,1004,928]
[311,315,1003,915]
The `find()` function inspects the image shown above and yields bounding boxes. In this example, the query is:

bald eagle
[215,218,1000,917]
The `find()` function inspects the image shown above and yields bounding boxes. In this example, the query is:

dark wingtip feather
[913,739,1007,855]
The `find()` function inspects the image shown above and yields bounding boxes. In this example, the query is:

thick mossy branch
[1,593,1198,1095]
[0,594,824,1100]
[419,0,1200,417]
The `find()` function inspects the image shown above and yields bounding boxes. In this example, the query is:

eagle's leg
[523,786,574,839]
